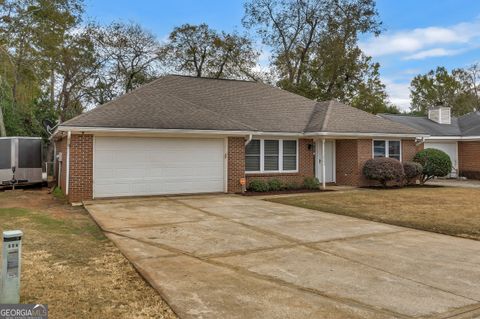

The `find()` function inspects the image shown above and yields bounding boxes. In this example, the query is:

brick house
[53,75,424,204]
[382,107,480,179]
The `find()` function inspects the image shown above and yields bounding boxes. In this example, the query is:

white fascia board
[426,136,480,141]
[58,126,254,136]
[57,125,427,139]
[57,126,304,137]
[304,131,428,138]
[0,136,42,140]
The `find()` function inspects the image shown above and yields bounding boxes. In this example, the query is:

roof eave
[426,135,480,140]
[304,131,428,138]
[56,126,428,139]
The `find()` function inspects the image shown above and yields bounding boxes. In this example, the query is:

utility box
[1,230,23,304]
[0,137,43,186]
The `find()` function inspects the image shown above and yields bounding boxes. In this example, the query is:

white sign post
[1,230,23,304]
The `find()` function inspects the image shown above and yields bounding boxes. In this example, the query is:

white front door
[93,137,225,198]
[316,140,335,183]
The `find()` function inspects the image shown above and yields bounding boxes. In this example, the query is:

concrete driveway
[85,195,480,319]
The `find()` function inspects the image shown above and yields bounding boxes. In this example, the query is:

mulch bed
[243,189,333,196]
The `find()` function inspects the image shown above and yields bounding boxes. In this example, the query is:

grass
[0,189,176,319]
[268,187,480,240]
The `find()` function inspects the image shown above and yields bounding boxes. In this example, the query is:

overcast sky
[85,0,480,111]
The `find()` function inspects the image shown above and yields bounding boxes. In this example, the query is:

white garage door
[424,141,458,175]
[94,137,225,198]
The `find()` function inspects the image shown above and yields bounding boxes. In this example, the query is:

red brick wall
[335,139,416,186]
[416,142,424,153]
[227,137,246,193]
[335,139,361,186]
[242,138,315,190]
[55,134,93,203]
[402,140,417,162]
[68,134,93,202]
[459,141,480,179]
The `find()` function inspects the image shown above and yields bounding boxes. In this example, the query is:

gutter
[303,131,428,138]
[424,135,480,141]
[57,126,427,139]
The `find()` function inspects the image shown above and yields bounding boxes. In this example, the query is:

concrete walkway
[85,195,480,319]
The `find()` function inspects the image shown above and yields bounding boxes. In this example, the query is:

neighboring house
[53,75,423,203]
[381,106,480,178]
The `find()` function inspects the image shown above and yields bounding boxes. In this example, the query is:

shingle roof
[305,100,421,134]
[458,112,480,136]
[62,75,422,135]
[381,112,480,137]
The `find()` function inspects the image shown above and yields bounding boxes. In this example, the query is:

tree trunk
[50,66,55,107]
[0,104,6,137]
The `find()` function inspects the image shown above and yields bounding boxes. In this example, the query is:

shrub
[248,180,269,192]
[403,161,423,184]
[267,179,283,191]
[303,177,320,190]
[414,148,452,184]
[285,182,301,190]
[363,157,404,187]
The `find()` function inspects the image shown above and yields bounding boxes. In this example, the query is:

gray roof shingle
[62,75,422,135]
[381,112,480,137]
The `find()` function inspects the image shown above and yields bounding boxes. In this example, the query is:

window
[373,140,386,158]
[373,140,402,161]
[388,141,401,160]
[245,139,297,172]
[283,140,297,170]
[245,139,260,171]
[264,140,279,171]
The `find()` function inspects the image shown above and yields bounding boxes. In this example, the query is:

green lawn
[268,187,480,240]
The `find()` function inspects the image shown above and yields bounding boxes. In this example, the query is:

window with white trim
[373,140,401,161]
[245,139,298,172]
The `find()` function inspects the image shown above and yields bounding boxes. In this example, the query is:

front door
[316,140,335,183]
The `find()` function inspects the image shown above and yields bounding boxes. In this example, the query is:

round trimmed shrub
[363,157,404,187]
[248,180,269,192]
[413,148,452,184]
[403,161,423,183]
[303,177,320,190]
[267,179,283,191]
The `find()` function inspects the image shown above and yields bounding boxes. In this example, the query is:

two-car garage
[93,137,226,198]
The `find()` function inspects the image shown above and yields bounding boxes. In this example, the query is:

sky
[84,0,480,111]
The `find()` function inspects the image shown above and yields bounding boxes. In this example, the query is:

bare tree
[162,23,260,80]
[91,21,162,101]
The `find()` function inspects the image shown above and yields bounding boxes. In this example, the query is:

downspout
[415,137,425,147]
[245,133,253,146]
[65,131,71,195]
